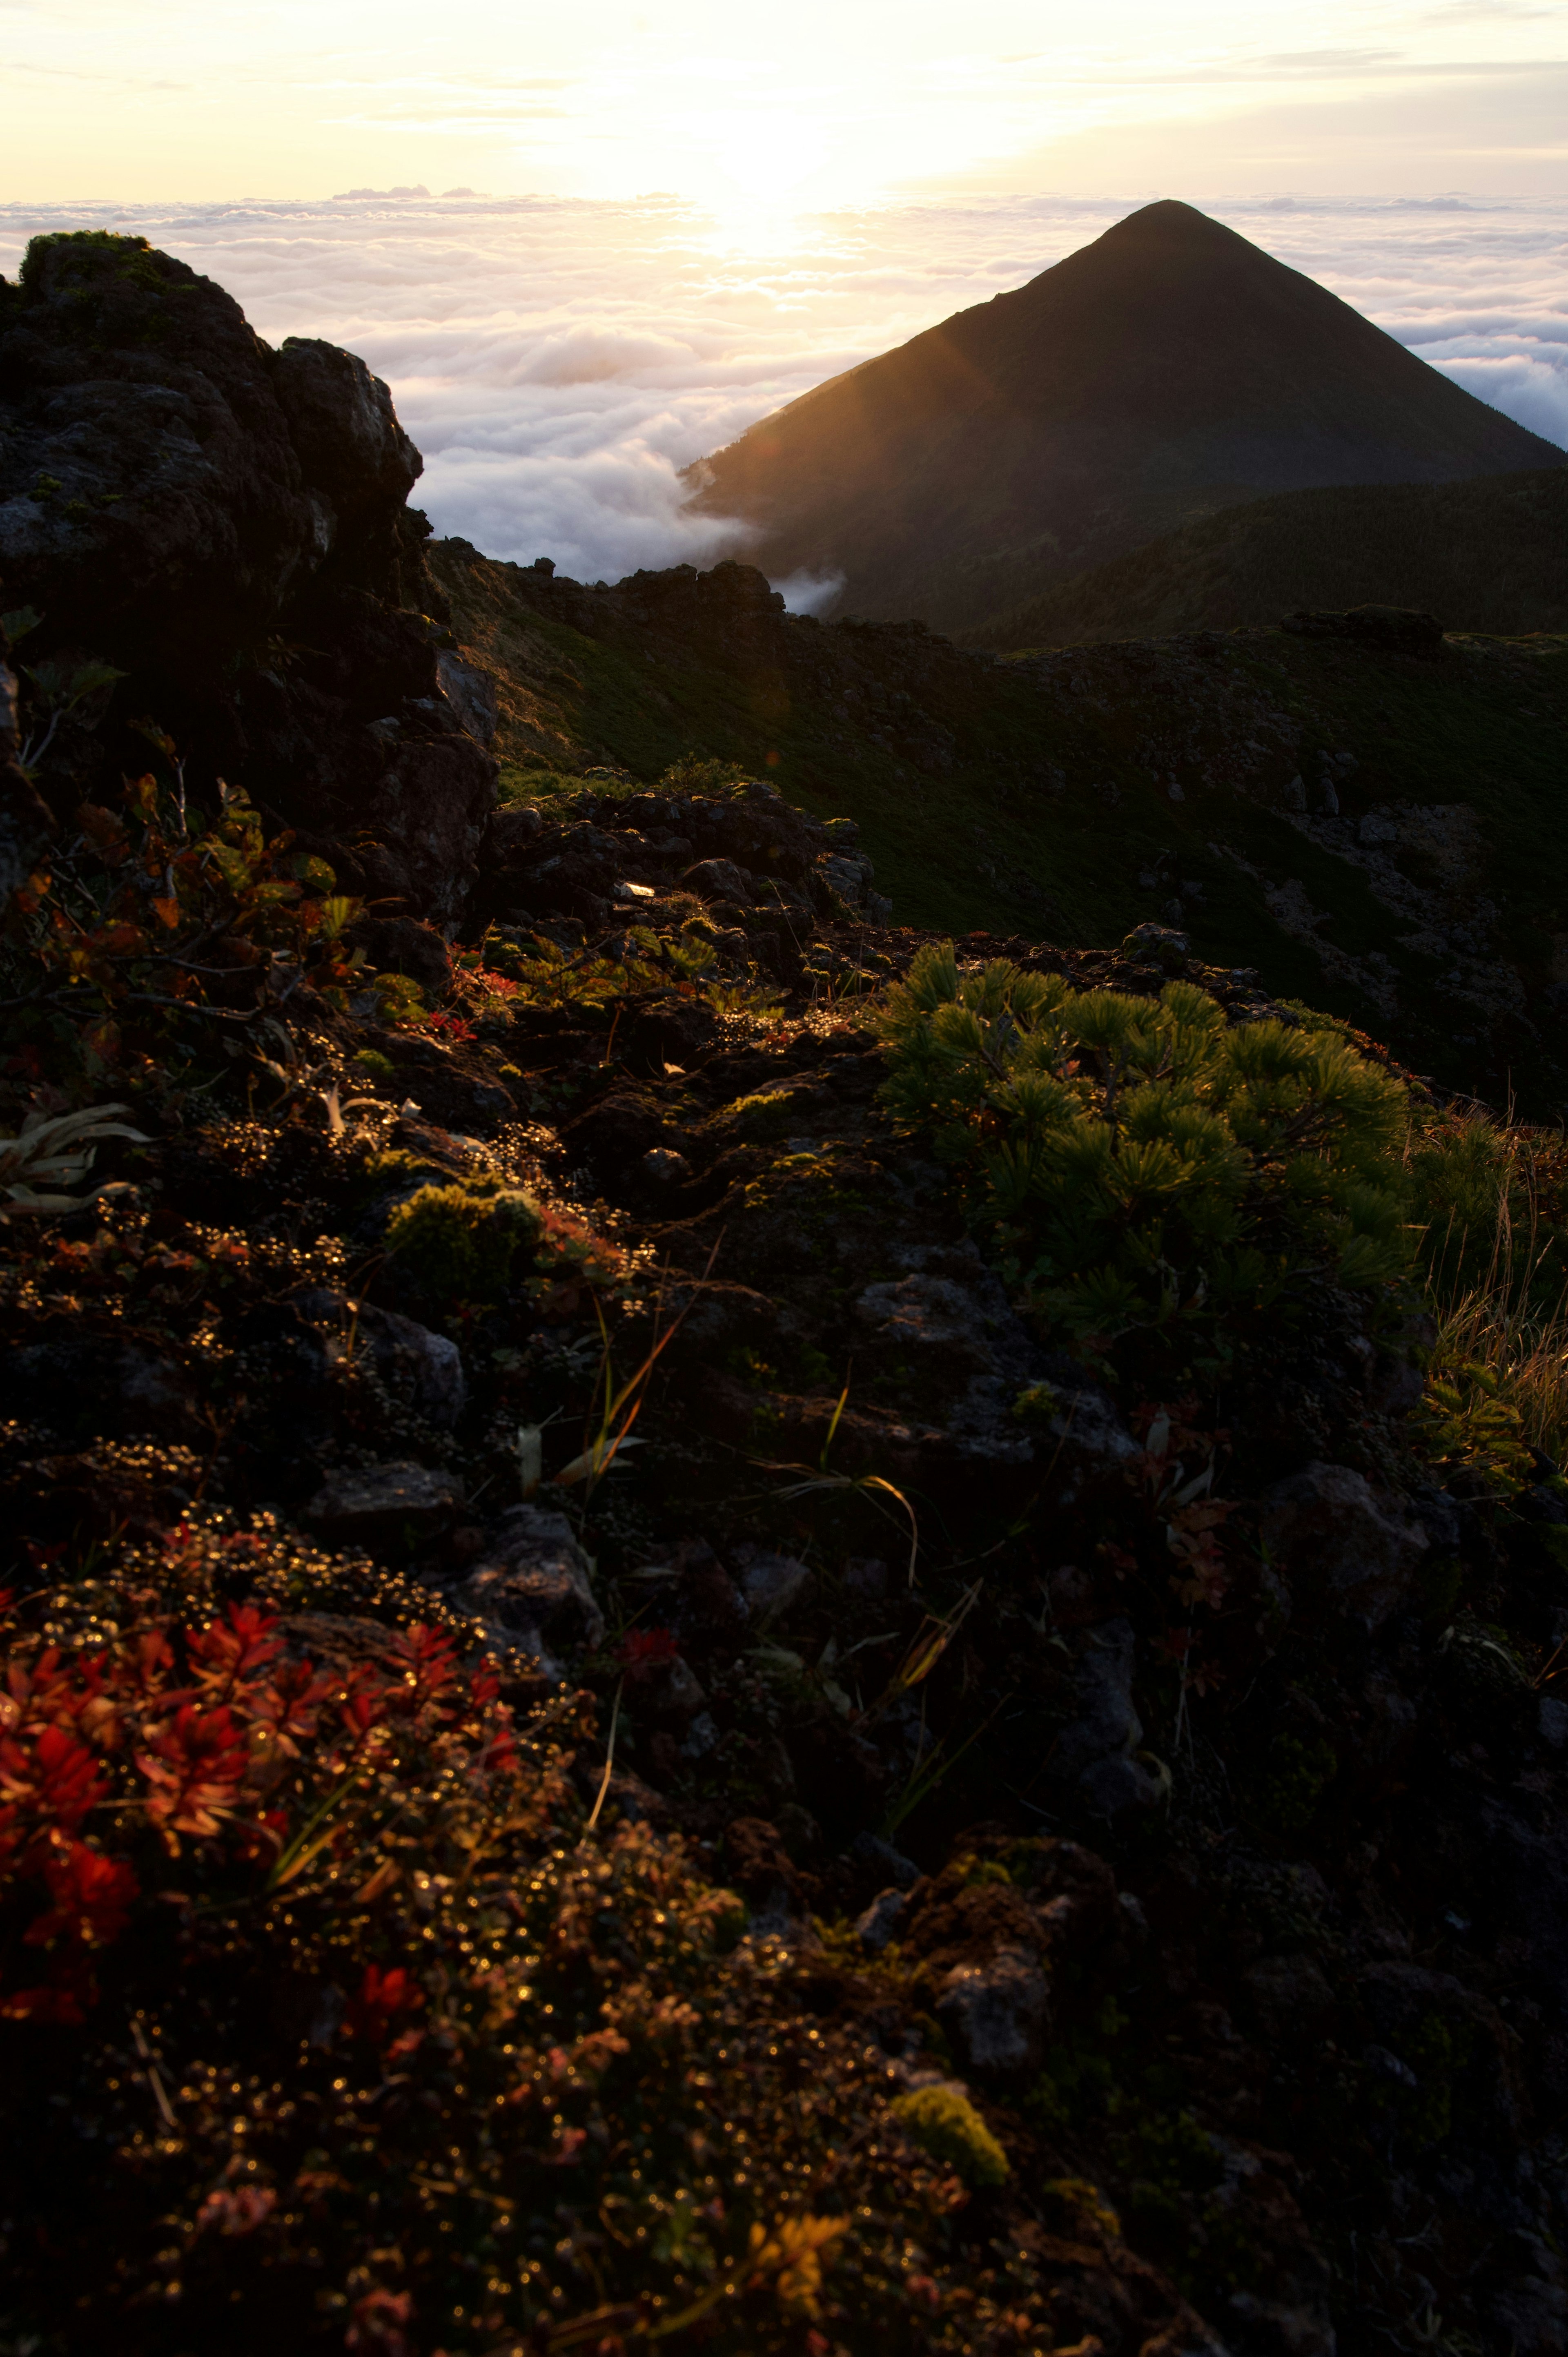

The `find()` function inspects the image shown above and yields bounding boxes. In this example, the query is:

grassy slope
[430,541,1568,1117]
[960,466,1568,651]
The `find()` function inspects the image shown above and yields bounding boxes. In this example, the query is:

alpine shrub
[891,2083,1010,2188]
[880,945,1412,1342]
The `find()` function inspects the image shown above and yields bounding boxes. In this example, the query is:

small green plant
[880,943,1413,1346]
[383,1175,627,1307]
[890,2083,1009,2188]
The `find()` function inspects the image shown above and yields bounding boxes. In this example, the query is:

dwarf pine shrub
[880,944,1412,1342]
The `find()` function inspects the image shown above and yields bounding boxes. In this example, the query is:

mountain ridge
[959,464,1568,650]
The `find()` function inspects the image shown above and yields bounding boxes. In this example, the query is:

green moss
[352,1047,395,1084]
[889,2084,1009,2188]
[383,1180,542,1302]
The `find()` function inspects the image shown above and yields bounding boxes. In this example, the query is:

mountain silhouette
[689,200,1562,634]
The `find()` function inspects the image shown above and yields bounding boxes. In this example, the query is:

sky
[6,0,1568,215]
[3,2,1564,594]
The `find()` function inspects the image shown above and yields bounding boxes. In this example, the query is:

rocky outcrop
[0,231,493,917]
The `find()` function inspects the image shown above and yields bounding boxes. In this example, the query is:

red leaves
[346,2286,414,2356]
[345,1963,423,2045]
[136,1702,251,1841]
[186,1600,283,1694]
[425,1010,476,1043]
[25,1836,139,1951]
[0,1550,517,2025]
[615,1628,680,1678]
[0,1719,107,1834]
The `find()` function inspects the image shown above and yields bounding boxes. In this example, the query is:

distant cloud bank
[1,192,1562,590]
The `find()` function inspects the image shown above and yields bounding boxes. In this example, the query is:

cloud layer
[1,191,1562,601]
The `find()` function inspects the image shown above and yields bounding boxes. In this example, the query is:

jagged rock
[457,1503,604,1658]
[1051,1618,1167,1816]
[436,652,498,744]
[0,229,494,916]
[1243,1953,1336,2045]
[936,1942,1049,2072]
[849,1829,920,1889]
[855,1888,909,1951]
[354,1305,466,1429]
[304,1461,463,1545]
[855,1265,1040,1466]
[730,1543,811,1623]
[357,738,496,925]
[344,912,453,996]
[682,856,753,903]
[1258,1461,1428,1629]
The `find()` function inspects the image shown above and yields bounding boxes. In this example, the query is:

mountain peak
[690,203,1559,634]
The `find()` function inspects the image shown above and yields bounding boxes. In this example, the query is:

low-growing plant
[890,2084,1010,2189]
[383,1175,629,1308]
[1,763,379,1098]
[880,943,1413,1348]
[0,1527,1068,2353]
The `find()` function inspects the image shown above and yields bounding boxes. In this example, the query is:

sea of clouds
[1,190,1562,607]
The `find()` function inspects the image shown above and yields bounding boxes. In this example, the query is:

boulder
[730,1544,811,1623]
[457,1503,604,1659]
[936,1942,1049,2072]
[304,1461,463,1547]
[681,856,753,903]
[1258,1462,1428,1629]
[855,1889,909,1951]
[0,229,494,919]
[1051,1618,1167,1816]
[294,1289,466,1429]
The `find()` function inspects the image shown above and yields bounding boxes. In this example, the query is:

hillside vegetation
[8,226,1568,2357]
[428,537,1568,1125]
[962,467,1568,651]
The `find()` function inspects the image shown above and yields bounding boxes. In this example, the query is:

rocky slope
[687,201,1560,636]
[5,232,1568,2357]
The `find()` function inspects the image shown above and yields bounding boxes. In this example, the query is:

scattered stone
[730,1544,812,1623]
[1051,1618,1168,1816]
[457,1503,604,1657]
[1259,1462,1428,1629]
[936,1942,1049,2072]
[304,1461,463,1546]
[855,1888,909,1950]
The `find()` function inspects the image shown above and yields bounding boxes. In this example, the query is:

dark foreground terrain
[4,230,1568,2357]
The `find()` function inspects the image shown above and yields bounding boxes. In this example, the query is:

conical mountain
[689,200,1562,633]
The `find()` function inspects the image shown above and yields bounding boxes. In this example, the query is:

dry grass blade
[757,1462,921,1586]
[556,1234,723,1499]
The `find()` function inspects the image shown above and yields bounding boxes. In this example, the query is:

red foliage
[345,1962,424,2044]
[0,1568,517,2025]
[425,1010,477,1043]
[615,1627,680,1678]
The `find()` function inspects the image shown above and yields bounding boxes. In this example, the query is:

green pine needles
[880,944,1412,1345]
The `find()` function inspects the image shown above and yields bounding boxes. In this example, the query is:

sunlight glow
[3,0,1564,205]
